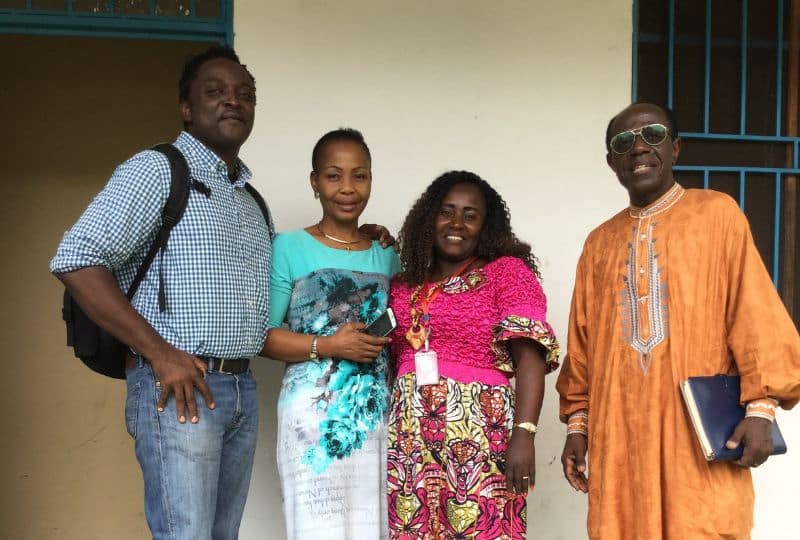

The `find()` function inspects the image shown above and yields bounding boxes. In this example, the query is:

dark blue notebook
[679,375,787,461]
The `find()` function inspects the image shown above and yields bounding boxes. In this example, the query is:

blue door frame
[0,0,233,45]
[632,0,799,286]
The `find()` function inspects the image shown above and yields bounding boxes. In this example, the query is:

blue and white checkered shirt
[51,131,274,358]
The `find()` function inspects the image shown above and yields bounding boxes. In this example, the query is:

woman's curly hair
[396,170,539,285]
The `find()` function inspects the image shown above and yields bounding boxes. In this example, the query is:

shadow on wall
[0,34,216,540]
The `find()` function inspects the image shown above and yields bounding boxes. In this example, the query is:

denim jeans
[125,361,258,540]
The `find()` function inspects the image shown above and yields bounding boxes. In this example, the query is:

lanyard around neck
[418,256,477,312]
[406,256,478,350]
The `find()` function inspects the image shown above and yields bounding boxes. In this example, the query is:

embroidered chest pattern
[619,222,669,373]
[440,268,488,295]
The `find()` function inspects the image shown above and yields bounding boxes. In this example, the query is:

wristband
[567,410,588,435]
[514,422,537,435]
[745,398,777,423]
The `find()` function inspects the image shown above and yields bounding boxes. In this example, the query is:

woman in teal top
[262,129,399,540]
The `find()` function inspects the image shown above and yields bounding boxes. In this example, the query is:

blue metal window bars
[632,0,799,289]
[0,0,232,45]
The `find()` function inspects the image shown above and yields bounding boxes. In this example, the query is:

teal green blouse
[268,229,401,328]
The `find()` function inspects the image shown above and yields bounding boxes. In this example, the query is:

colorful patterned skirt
[387,373,526,539]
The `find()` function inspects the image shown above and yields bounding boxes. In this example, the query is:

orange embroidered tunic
[556,184,800,539]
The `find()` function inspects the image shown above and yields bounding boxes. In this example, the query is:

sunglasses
[609,123,670,154]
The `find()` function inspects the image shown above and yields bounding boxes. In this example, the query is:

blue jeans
[125,361,258,540]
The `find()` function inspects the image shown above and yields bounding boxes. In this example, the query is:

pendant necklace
[317,222,362,253]
[405,256,478,350]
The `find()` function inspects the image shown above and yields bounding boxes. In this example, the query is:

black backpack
[61,143,272,379]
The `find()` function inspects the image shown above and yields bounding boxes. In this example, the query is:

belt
[126,354,250,374]
[197,356,250,374]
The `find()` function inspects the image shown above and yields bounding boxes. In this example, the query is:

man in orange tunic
[556,102,800,539]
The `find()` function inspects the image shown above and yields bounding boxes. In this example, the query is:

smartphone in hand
[363,307,397,337]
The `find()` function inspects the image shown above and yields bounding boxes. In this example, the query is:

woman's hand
[319,322,391,363]
[505,338,545,494]
[505,428,536,494]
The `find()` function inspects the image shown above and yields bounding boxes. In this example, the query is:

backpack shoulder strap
[124,143,191,312]
[244,183,275,238]
[152,143,191,231]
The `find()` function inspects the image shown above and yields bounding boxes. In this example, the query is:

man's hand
[320,322,391,363]
[561,432,588,492]
[505,430,536,494]
[726,416,774,468]
[56,266,215,424]
[149,346,215,424]
[359,223,397,250]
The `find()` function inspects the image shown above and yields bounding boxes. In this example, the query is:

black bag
[61,143,272,379]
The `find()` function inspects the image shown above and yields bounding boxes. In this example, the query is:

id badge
[414,348,439,387]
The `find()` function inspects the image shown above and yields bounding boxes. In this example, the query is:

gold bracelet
[309,336,319,361]
[514,422,537,435]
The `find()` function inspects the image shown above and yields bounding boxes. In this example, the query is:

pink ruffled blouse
[389,256,560,386]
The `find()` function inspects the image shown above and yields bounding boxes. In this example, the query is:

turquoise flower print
[278,362,328,407]
[328,360,358,392]
[309,368,388,472]
[360,290,388,323]
[305,359,328,382]
[310,312,330,334]
[302,444,333,474]
[285,268,392,475]
[351,374,386,430]
[328,372,387,431]
[319,418,366,459]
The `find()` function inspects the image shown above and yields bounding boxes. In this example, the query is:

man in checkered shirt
[51,46,271,540]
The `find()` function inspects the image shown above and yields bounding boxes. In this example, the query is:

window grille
[633,0,800,322]
[0,0,232,44]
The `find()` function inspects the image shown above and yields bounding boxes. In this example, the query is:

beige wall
[235,1,630,538]
[234,1,800,539]
[0,35,213,538]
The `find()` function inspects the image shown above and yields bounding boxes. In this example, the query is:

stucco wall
[0,35,212,538]
[234,1,799,539]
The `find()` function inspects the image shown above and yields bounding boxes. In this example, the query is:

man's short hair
[178,46,255,102]
[605,103,680,152]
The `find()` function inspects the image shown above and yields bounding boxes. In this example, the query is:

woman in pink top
[386,171,560,539]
